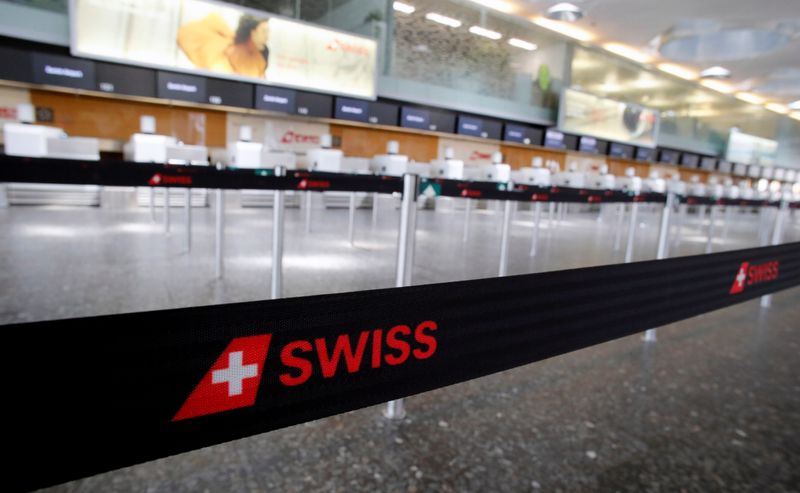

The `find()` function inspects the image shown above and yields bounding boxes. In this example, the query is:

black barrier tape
[0,156,404,194]
[421,177,668,204]
[5,242,800,491]
[679,195,776,207]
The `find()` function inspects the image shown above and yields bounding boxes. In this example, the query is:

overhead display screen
[725,129,778,167]
[70,0,377,99]
[609,142,634,159]
[559,88,659,148]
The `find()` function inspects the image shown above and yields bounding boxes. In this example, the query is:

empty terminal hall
[2,0,800,492]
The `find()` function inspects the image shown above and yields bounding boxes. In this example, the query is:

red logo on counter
[280,131,320,145]
[174,321,439,421]
[148,173,192,186]
[530,193,550,201]
[729,261,779,295]
[461,189,482,198]
[468,151,492,161]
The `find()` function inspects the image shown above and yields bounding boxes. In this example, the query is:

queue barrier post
[530,202,542,257]
[463,198,472,242]
[385,173,419,420]
[499,198,513,276]
[184,188,192,253]
[761,200,788,308]
[164,187,171,233]
[348,191,356,246]
[214,162,225,280]
[705,204,717,254]
[644,192,674,342]
[624,201,639,263]
[304,191,312,234]
[271,166,286,300]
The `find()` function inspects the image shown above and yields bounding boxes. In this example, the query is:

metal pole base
[383,399,406,420]
[643,329,657,342]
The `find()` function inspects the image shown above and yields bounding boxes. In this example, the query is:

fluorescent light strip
[531,16,593,41]
[735,92,765,105]
[602,43,651,63]
[425,12,461,28]
[508,38,537,51]
[467,0,515,13]
[469,25,502,40]
[699,79,735,94]
[789,112,800,121]
[765,103,789,114]
[789,100,800,110]
[393,1,415,14]
[657,63,697,80]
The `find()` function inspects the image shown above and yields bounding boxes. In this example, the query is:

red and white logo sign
[173,335,272,422]
[148,173,192,186]
[173,321,439,422]
[280,131,320,145]
[729,261,779,295]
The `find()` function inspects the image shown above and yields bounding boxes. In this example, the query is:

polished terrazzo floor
[1,192,798,492]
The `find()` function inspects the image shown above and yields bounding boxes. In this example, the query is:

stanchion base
[383,399,406,420]
[643,329,657,342]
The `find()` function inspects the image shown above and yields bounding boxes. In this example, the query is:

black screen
[95,62,155,98]
[156,71,206,103]
[609,142,634,159]
[255,86,296,113]
[206,78,252,108]
[295,92,332,118]
[635,147,653,161]
[367,101,398,125]
[429,110,456,133]
[32,53,95,90]
[680,153,699,167]
[457,116,483,137]
[335,97,369,122]
[0,46,33,83]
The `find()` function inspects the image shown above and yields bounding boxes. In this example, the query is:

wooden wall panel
[29,91,227,147]
[500,145,566,170]
[330,124,438,162]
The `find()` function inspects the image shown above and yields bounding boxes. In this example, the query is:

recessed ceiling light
[468,26,502,40]
[425,13,461,28]
[467,0,515,13]
[392,1,415,14]
[602,43,652,63]
[657,63,697,80]
[765,103,789,114]
[508,38,538,51]
[735,92,765,104]
[699,66,731,79]
[532,17,593,41]
[699,79,735,94]
[546,3,583,22]
[789,100,800,110]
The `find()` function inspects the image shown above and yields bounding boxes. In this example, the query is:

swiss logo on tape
[729,261,780,295]
[173,321,439,422]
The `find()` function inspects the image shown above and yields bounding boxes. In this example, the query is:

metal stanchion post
[304,191,312,234]
[463,198,472,242]
[385,173,419,420]
[624,202,639,263]
[530,202,542,256]
[271,166,286,300]
[548,202,555,230]
[404,192,417,287]
[348,191,356,246]
[672,202,686,251]
[644,193,674,342]
[722,206,732,240]
[164,188,171,233]
[705,205,717,254]
[372,192,379,227]
[613,203,625,251]
[499,199,513,276]
[184,188,192,252]
[149,188,155,222]
[215,188,225,279]
[697,205,706,233]
[761,201,788,308]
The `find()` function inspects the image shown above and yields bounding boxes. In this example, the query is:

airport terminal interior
[1,0,800,491]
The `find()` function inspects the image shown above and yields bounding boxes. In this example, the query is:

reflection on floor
[1,194,799,492]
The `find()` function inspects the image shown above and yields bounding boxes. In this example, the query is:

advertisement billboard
[559,88,659,148]
[725,129,778,167]
[70,0,377,99]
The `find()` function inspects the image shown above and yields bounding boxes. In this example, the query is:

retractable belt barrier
[0,156,404,194]
[680,195,777,207]
[421,177,668,204]
[6,155,787,207]
[5,242,800,491]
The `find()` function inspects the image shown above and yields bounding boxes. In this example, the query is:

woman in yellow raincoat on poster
[177,13,270,79]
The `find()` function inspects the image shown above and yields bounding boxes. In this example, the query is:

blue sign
[457,116,484,137]
[335,97,369,122]
[401,107,431,130]
[544,129,566,149]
